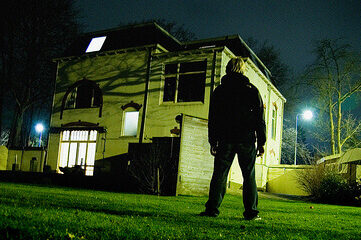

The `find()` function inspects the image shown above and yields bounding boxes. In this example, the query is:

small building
[47,22,286,195]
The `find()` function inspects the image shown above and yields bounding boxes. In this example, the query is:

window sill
[160,101,204,106]
[119,136,138,139]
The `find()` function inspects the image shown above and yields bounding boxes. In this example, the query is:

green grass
[0,182,360,240]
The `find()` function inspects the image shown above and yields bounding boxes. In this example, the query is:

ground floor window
[123,111,139,136]
[59,130,97,176]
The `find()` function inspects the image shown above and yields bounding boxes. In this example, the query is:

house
[46,22,286,195]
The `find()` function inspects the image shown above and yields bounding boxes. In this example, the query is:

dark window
[163,77,177,102]
[163,60,207,103]
[65,82,101,109]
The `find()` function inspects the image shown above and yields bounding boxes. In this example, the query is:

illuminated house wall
[47,23,285,185]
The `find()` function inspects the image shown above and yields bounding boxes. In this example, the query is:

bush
[297,164,361,206]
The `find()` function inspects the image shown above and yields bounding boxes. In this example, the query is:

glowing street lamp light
[35,123,44,147]
[294,110,313,165]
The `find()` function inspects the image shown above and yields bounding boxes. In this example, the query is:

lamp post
[35,123,44,147]
[294,110,313,165]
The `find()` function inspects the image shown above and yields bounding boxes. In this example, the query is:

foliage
[305,39,361,154]
[0,0,80,147]
[128,142,178,195]
[120,18,196,42]
[297,164,361,206]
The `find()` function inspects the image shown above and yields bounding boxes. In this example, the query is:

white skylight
[85,36,107,53]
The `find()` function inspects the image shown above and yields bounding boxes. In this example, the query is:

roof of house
[60,22,271,79]
[62,22,183,57]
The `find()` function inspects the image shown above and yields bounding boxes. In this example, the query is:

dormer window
[85,36,107,53]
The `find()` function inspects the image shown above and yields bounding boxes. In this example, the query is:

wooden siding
[176,115,213,196]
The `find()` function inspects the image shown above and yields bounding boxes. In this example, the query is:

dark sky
[75,0,361,73]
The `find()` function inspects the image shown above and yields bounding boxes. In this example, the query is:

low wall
[0,146,8,170]
[267,164,311,196]
[6,148,46,172]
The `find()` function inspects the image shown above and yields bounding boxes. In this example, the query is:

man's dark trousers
[205,142,259,218]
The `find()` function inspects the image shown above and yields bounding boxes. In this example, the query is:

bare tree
[305,39,361,154]
[0,0,80,147]
[281,127,313,164]
[0,129,9,146]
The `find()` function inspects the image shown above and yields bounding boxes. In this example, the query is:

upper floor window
[271,104,277,140]
[65,80,102,109]
[163,60,207,103]
[60,79,103,119]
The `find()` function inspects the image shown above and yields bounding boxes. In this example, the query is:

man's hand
[257,146,265,157]
[210,144,218,156]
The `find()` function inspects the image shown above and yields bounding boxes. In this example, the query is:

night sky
[75,0,361,73]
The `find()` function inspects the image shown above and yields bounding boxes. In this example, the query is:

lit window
[271,106,277,140]
[163,60,207,103]
[59,130,97,176]
[85,36,107,53]
[123,111,139,136]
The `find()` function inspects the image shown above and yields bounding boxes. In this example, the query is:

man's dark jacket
[208,72,266,147]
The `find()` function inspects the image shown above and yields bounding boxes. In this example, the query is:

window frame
[161,60,207,104]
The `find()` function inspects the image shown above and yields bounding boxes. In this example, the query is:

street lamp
[35,123,44,147]
[294,110,313,165]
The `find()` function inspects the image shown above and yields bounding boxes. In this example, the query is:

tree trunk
[337,93,342,154]
[328,103,336,154]
[8,105,25,148]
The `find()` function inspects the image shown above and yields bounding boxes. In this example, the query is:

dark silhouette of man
[200,58,266,220]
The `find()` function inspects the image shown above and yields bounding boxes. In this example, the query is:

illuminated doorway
[58,130,97,176]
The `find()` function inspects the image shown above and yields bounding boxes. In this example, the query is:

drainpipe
[139,48,152,143]
[210,50,217,96]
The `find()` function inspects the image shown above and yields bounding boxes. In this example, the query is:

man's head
[226,58,246,74]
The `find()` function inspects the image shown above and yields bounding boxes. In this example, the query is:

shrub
[297,164,361,206]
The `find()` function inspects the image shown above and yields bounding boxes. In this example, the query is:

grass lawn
[0,182,360,240]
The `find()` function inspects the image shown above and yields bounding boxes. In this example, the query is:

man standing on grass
[200,58,266,220]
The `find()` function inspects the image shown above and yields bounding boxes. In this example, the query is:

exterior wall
[0,146,8,170]
[48,49,150,171]
[6,149,46,172]
[145,49,222,139]
[267,165,310,196]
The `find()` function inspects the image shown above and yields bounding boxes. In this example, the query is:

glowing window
[85,36,107,53]
[58,130,97,176]
[123,111,139,136]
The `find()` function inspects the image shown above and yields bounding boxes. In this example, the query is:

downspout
[278,100,285,164]
[210,50,217,96]
[45,60,59,171]
[139,48,152,143]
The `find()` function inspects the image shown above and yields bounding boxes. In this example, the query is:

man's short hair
[226,58,246,74]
